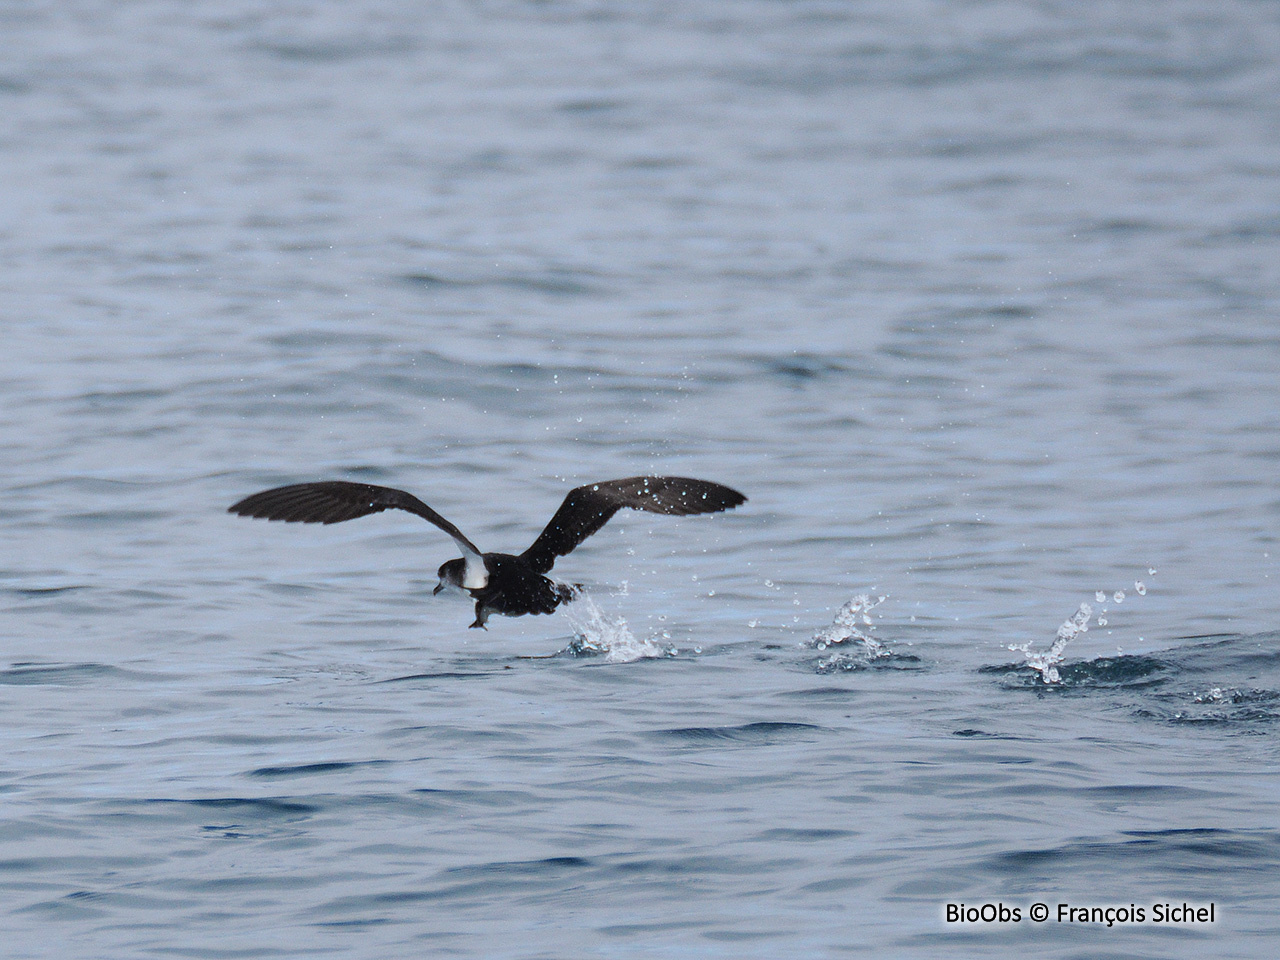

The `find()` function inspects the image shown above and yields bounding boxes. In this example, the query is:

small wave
[653,721,823,744]
[951,728,1020,739]
[982,827,1280,876]
[983,654,1174,691]
[144,796,319,817]
[248,761,387,779]
[0,663,125,686]
[984,631,1280,729]
[376,671,495,683]
[4,584,88,598]
[399,268,600,297]
[250,36,419,64]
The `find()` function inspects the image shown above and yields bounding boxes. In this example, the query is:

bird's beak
[433,583,444,596]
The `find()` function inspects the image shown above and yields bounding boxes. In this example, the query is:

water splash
[809,595,890,672]
[812,595,887,652]
[1010,603,1092,684]
[1193,687,1234,704]
[562,593,672,663]
[1011,570,1157,684]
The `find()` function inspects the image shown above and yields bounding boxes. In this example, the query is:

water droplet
[1113,590,1125,603]
[1097,617,1107,626]
[1148,568,1157,576]
[1134,581,1146,595]
[1095,591,1106,603]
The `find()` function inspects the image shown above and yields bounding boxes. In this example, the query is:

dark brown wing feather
[228,481,483,558]
[520,476,746,574]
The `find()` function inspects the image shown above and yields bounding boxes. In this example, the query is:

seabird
[228,476,746,628]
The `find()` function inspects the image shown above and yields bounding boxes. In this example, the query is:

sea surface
[2,1,1280,957]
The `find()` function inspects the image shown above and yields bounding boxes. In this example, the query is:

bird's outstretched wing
[228,481,484,561]
[520,476,746,575]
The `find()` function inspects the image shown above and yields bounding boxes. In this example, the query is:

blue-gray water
[3,2,1280,957]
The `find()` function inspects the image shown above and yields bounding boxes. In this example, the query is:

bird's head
[434,557,466,595]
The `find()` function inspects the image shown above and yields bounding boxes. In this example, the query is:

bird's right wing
[228,480,484,563]
[520,476,746,574]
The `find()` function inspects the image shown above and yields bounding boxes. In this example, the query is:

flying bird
[229,476,746,628]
